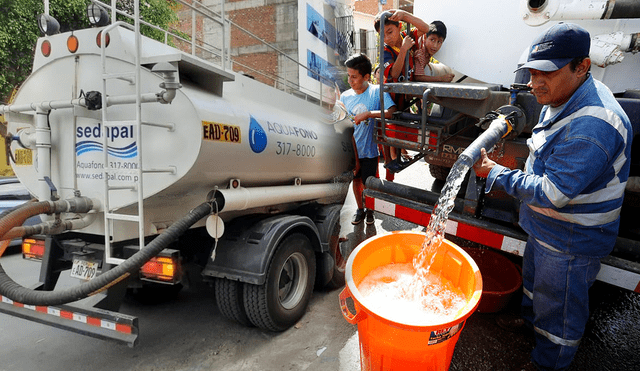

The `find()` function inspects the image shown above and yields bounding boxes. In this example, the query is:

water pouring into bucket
[340,108,519,370]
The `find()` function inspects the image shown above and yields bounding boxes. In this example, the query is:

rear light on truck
[140,256,179,283]
[41,40,51,57]
[429,131,438,146]
[67,35,79,53]
[96,31,110,48]
[22,238,45,260]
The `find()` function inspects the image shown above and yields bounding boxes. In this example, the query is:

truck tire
[323,221,346,290]
[429,164,451,181]
[214,278,252,326]
[243,233,316,331]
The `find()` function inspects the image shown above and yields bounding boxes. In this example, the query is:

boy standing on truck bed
[340,54,396,225]
[474,23,632,371]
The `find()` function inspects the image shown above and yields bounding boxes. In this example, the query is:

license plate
[70,259,99,280]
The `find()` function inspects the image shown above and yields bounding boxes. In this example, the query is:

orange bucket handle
[339,286,367,324]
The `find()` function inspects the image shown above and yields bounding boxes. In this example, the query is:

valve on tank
[152,62,182,104]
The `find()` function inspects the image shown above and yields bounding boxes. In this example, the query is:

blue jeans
[521,237,601,371]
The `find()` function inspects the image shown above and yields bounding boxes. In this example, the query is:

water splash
[406,160,473,304]
[359,263,467,324]
[358,160,473,323]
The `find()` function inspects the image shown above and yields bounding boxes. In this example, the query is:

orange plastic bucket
[339,231,482,371]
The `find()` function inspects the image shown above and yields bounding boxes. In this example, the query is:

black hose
[0,201,213,306]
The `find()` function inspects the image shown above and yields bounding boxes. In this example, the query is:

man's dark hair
[345,54,372,78]
[374,14,400,33]
[569,56,590,72]
[427,20,447,40]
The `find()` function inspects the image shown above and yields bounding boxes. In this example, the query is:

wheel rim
[331,235,346,273]
[277,252,308,310]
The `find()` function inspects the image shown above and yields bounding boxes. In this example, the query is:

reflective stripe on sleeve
[527,204,621,226]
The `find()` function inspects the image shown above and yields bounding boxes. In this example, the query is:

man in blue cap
[475,23,632,370]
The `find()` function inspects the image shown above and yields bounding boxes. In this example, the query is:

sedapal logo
[76,141,138,158]
[249,116,267,153]
[76,123,137,158]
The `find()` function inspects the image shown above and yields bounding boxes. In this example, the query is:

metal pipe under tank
[522,0,640,26]
[208,182,349,213]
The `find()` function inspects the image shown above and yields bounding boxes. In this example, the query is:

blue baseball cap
[515,23,590,72]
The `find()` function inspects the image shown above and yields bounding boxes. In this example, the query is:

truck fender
[201,214,322,285]
[300,204,343,288]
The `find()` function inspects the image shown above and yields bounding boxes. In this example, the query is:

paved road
[1,160,639,370]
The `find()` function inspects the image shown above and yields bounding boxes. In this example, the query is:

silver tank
[7,27,354,240]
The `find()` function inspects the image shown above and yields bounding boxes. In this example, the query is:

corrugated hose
[0,199,213,306]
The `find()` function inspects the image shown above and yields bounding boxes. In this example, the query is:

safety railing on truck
[90,0,342,106]
[370,14,449,171]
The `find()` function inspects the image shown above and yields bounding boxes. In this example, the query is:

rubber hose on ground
[0,201,213,306]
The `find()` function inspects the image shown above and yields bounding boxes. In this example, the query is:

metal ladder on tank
[98,5,145,265]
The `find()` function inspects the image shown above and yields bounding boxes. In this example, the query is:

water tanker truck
[367,0,640,293]
[0,1,354,346]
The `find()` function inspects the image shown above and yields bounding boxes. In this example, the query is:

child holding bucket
[339,54,396,225]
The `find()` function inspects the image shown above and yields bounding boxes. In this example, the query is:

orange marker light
[141,256,178,282]
[67,35,79,53]
[41,40,52,57]
[22,238,46,260]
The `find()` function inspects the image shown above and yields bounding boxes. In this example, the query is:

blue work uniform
[486,74,632,370]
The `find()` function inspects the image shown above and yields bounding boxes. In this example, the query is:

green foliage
[0,0,180,103]
[0,0,42,104]
[117,0,183,44]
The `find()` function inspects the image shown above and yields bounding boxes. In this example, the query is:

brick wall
[228,5,277,48]
[233,52,278,86]
[354,0,396,16]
